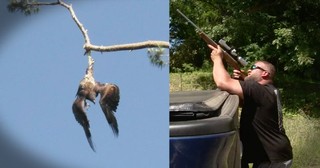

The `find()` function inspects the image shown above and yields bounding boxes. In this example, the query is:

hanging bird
[72,86,95,152]
[72,56,120,151]
[72,74,98,152]
[95,82,120,136]
[76,68,97,104]
[72,78,120,151]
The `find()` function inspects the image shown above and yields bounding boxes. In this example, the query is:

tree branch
[57,0,91,46]
[20,0,170,53]
[27,1,60,6]
[25,0,169,52]
[12,0,169,68]
[85,41,170,52]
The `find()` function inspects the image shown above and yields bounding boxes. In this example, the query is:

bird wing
[72,96,96,152]
[98,83,120,136]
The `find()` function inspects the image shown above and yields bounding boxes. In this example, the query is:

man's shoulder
[240,79,261,89]
[240,80,275,100]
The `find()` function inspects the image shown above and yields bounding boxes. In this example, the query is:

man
[208,44,293,168]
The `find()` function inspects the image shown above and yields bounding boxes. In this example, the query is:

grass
[170,72,320,168]
[170,72,214,91]
[284,114,320,168]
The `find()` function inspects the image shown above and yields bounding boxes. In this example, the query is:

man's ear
[261,71,270,79]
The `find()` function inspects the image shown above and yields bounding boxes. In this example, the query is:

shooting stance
[208,44,293,168]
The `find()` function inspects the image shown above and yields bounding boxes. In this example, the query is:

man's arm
[208,44,244,99]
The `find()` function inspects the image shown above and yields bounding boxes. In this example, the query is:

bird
[72,74,120,151]
[72,75,98,152]
[95,82,120,136]
[76,68,97,104]
[72,94,96,152]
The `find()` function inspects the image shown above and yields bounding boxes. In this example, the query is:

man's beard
[245,73,262,82]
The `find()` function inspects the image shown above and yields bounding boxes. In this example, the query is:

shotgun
[176,9,247,78]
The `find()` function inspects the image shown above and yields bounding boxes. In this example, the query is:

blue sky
[0,0,169,167]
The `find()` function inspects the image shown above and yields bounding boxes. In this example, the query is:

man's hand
[208,44,224,62]
[232,69,245,80]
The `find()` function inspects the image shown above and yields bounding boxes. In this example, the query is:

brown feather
[72,96,96,152]
[96,83,120,136]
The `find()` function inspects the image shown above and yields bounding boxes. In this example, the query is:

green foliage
[276,74,320,117]
[147,47,167,68]
[272,28,294,48]
[170,0,215,70]
[170,0,320,81]
[7,0,39,15]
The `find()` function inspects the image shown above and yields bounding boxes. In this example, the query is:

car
[170,89,241,168]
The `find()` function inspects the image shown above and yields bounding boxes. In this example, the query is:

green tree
[170,0,320,80]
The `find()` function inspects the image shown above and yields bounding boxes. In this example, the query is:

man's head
[245,61,275,84]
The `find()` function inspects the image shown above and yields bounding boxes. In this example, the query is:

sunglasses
[250,64,267,72]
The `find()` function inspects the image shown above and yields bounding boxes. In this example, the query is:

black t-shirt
[239,80,293,163]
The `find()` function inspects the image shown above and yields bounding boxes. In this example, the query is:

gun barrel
[176,9,203,31]
[177,9,248,76]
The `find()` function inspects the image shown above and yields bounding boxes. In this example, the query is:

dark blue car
[170,90,241,168]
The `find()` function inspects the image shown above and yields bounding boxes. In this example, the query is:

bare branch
[10,0,169,54]
[9,0,170,73]
[85,41,170,52]
[60,0,170,52]
[27,1,60,6]
[58,0,91,45]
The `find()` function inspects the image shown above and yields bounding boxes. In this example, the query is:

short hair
[257,60,276,79]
